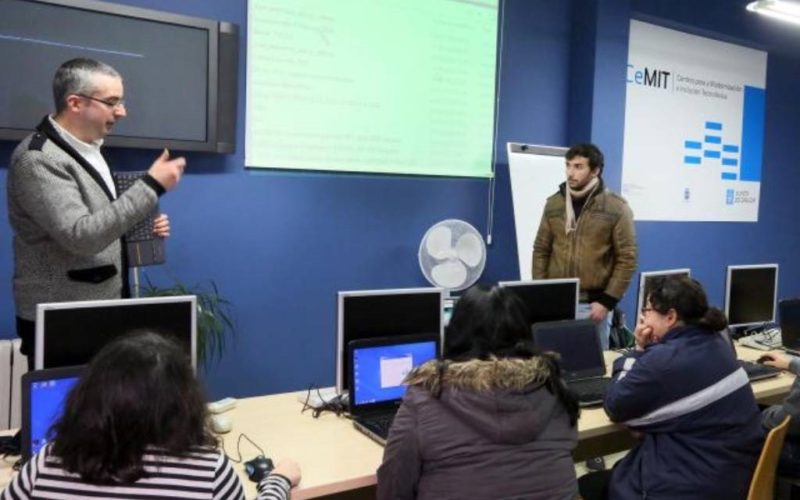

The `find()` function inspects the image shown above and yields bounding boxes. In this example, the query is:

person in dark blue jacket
[603,275,763,500]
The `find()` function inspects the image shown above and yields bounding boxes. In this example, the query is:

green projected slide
[245,0,499,177]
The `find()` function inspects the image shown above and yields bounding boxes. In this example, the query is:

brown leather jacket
[532,181,637,309]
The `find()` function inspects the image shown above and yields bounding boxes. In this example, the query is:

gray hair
[53,58,121,114]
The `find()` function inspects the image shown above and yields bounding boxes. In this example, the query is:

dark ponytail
[698,306,728,331]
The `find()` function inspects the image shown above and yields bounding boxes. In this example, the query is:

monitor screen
[35,296,196,370]
[337,288,443,393]
[23,367,82,458]
[245,0,499,177]
[531,320,604,378]
[350,338,438,407]
[636,269,691,318]
[498,279,578,325]
[443,297,458,326]
[725,264,779,328]
[0,0,238,152]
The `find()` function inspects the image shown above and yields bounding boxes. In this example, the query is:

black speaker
[215,22,239,154]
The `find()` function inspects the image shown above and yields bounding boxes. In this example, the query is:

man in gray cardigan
[7,58,186,366]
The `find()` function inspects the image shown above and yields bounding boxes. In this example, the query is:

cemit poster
[621,20,767,222]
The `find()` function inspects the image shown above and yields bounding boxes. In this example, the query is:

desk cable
[2,455,22,473]
[300,385,351,419]
[223,433,266,464]
[0,435,22,472]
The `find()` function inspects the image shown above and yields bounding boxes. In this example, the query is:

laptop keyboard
[114,171,157,242]
[739,360,781,381]
[359,413,395,438]
[570,377,611,406]
[114,171,165,266]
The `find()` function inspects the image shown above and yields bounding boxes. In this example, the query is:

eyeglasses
[75,93,125,109]
[640,307,654,315]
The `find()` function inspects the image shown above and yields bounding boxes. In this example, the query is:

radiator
[0,339,27,430]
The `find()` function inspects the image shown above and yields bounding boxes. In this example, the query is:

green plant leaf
[140,275,236,367]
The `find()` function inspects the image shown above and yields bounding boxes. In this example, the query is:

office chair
[748,415,791,500]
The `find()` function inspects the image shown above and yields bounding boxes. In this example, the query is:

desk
[212,347,798,498]
[1,346,793,499]
[0,430,15,491]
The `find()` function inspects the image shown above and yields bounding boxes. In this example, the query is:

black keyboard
[113,171,165,267]
[354,412,396,444]
[739,360,781,381]
[114,172,157,242]
[360,414,394,437]
[569,377,611,406]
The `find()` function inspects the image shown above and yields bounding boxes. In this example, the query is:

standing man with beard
[7,58,186,369]
[532,143,637,350]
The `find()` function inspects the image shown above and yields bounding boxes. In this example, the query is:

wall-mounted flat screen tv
[0,0,238,153]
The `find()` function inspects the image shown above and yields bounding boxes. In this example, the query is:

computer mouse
[244,455,274,482]
[757,354,774,364]
[210,414,232,434]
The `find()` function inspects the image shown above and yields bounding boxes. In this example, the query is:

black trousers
[15,316,34,372]
[578,470,612,500]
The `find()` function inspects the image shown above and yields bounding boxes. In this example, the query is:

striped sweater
[1,445,290,500]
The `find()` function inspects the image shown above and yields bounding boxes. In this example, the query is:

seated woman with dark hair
[596,275,763,500]
[1,331,300,500]
[377,284,580,500]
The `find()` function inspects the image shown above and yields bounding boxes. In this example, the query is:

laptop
[21,366,84,461]
[531,320,610,407]
[348,334,439,445]
[780,298,800,355]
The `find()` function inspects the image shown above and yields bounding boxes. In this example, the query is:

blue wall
[1,0,799,399]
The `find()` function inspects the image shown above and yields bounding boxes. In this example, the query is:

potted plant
[140,276,235,367]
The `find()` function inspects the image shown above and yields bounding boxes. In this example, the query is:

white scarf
[565,177,600,234]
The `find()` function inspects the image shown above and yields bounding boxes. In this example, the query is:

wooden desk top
[1,345,793,498]
[221,392,380,499]
[182,347,800,497]
[0,430,15,492]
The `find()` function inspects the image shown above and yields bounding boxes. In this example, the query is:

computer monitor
[779,298,800,352]
[21,366,84,460]
[443,297,458,326]
[337,288,443,393]
[497,278,579,325]
[725,264,779,330]
[35,296,197,371]
[636,268,691,318]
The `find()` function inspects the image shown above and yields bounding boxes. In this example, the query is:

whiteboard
[507,143,567,280]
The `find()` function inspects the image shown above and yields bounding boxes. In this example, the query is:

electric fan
[418,219,486,292]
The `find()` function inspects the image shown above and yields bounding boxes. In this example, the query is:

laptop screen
[498,279,578,326]
[22,367,83,459]
[351,338,438,407]
[532,320,605,379]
